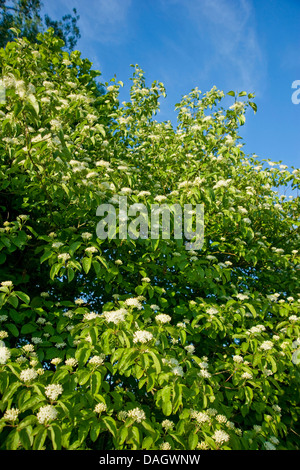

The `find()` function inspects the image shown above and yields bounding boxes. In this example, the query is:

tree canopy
[0,0,80,50]
[0,31,299,450]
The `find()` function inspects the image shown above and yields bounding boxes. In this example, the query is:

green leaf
[188,432,198,450]
[2,381,22,403]
[15,291,30,304]
[49,424,62,450]
[245,303,256,318]
[90,421,101,442]
[50,263,63,280]
[6,323,19,337]
[102,416,117,439]
[19,427,33,449]
[82,256,92,274]
[33,426,48,450]
[147,350,162,374]
[90,371,102,395]
[67,266,75,282]
[7,294,18,308]
[21,323,37,334]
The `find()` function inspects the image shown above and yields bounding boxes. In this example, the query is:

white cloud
[165,0,267,94]
[48,0,133,44]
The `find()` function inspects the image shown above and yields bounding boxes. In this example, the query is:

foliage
[0,31,299,450]
[0,0,80,50]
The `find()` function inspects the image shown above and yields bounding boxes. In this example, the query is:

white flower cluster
[94,402,107,413]
[3,408,20,421]
[89,355,105,367]
[190,409,211,424]
[36,405,58,424]
[20,368,38,382]
[259,340,273,351]
[124,297,143,310]
[133,330,153,344]
[247,325,266,335]
[83,312,100,321]
[0,344,11,364]
[233,355,244,363]
[212,429,230,445]
[127,407,146,423]
[45,384,63,401]
[155,314,171,324]
[103,308,128,325]
[161,419,174,431]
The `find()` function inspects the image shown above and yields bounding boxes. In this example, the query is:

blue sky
[44,0,300,170]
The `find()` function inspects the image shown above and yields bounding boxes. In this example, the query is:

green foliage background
[0,30,299,450]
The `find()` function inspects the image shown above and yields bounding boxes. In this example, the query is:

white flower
[161,419,174,430]
[212,430,230,445]
[3,408,20,421]
[154,195,167,203]
[160,442,172,450]
[198,369,211,378]
[241,372,253,380]
[85,246,98,254]
[83,312,100,321]
[20,368,38,382]
[124,298,143,310]
[37,405,58,424]
[133,330,153,344]
[137,191,151,197]
[259,341,273,351]
[216,414,227,424]
[207,307,218,315]
[155,314,171,324]
[22,344,35,353]
[1,281,13,287]
[185,344,195,354]
[172,365,184,377]
[248,325,266,335]
[213,179,231,189]
[235,293,249,300]
[51,357,62,365]
[127,407,146,423]
[65,358,78,367]
[141,277,151,283]
[120,187,132,195]
[150,304,160,311]
[289,315,298,322]
[233,355,244,363]
[58,253,70,262]
[103,308,127,324]
[81,232,93,240]
[89,355,105,367]
[45,384,63,401]
[0,346,11,364]
[94,402,107,413]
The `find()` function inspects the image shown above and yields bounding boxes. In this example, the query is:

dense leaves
[0,31,299,450]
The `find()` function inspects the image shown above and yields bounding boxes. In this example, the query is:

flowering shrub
[0,30,299,450]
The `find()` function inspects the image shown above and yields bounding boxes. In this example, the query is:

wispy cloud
[160,0,266,95]
[49,0,133,45]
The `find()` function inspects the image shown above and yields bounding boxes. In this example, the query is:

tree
[0,31,299,450]
[0,0,80,50]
